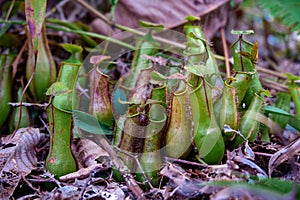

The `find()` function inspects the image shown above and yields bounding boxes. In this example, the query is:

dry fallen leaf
[91,0,230,39]
[1,128,46,175]
[0,128,47,199]
[71,138,109,168]
[160,162,207,198]
[268,136,300,176]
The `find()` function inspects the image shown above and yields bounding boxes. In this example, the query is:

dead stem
[9,102,47,107]
[257,66,287,80]
[165,157,209,168]
[260,79,289,93]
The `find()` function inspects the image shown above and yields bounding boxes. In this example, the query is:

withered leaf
[268,137,300,176]
[71,138,109,168]
[0,128,46,198]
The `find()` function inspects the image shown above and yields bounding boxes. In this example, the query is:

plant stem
[47,25,136,50]
[221,28,230,77]
[0,19,135,50]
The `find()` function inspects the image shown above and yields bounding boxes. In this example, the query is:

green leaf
[184,15,200,22]
[185,65,206,76]
[265,105,293,117]
[204,178,300,199]
[285,73,300,82]
[259,89,272,97]
[257,0,300,34]
[288,117,300,131]
[265,106,300,131]
[72,110,112,135]
[61,43,83,54]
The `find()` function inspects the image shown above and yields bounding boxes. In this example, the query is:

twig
[260,79,289,93]
[165,157,209,168]
[221,28,230,77]
[257,66,287,80]
[9,102,47,107]
[39,115,50,134]
[253,151,273,157]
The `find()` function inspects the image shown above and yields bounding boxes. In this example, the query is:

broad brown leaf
[91,0,230,39]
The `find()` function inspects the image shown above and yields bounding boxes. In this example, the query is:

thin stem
[5,0,16,21]
[13,66,35,135]
[0,19,26,25]
[165,157,209,168]
[74,0,113,26]
[9,102,47,107]
[221,28,230,77]
[0,19,135,50]
[46,25,136,50]
[214,54,225,61]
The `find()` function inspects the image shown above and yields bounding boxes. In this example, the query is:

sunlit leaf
[265,105,300,131]
[62,43,83,54]
[184,15,200,22]
[285,73,300,82]
[265,106,293,117]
